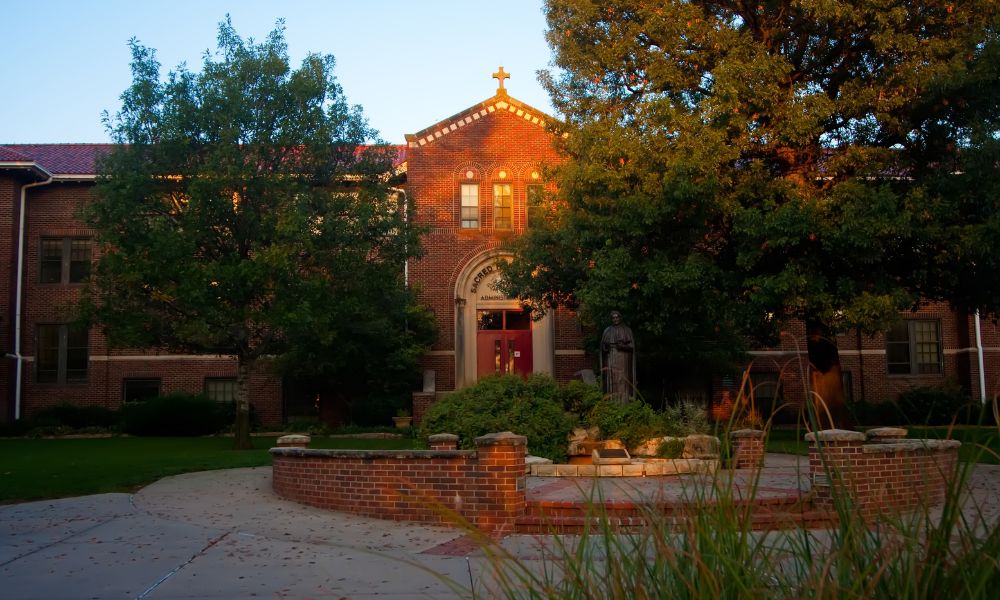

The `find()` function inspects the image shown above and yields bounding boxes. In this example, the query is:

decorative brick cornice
[405,94,556,149]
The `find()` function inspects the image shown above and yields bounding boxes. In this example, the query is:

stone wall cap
[730,429,765,438]
[865,427,908,438]
[427,433,459,442]
[862,439,961,453]
[270,447,476,459]
[804,429,866,442]
[276,434,311,443]
[474,431,528,446]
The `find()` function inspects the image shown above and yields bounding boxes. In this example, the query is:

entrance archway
[454,250,553,388]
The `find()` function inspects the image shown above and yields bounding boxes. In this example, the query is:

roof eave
[0,161,53,181]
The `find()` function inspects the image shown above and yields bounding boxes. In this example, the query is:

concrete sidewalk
[1,467,481,599]
[2,457,998,599]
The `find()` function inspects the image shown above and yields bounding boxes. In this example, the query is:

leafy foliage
[897,380,970,426]
[502,0,1000,424]
[584,398,712,449]
[661,399,713,436]
[120,393,230,436]
[847,399,905,426]
[585,400,665,450]
[29,404,119,430]
[419,375,579,462]
[656,437,686,459]
[85,19,433,447]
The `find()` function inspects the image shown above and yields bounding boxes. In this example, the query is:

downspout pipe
[974,311,987,404]
[11,177,53,420]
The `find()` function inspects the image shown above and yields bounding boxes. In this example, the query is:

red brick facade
[2,78,997,425]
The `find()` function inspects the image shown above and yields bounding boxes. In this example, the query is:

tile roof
[0,144,112,176]
[0,145,36,162]
[0,144,405,175]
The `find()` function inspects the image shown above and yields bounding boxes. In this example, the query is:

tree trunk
[233,357,254,450]
[805,319,852,429]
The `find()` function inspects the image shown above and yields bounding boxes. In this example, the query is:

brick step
[524,492,809,519]
[517,498,837,534]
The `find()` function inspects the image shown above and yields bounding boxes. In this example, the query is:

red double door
[476,309,533,378]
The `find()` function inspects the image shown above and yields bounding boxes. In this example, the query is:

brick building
[1,71,996,426]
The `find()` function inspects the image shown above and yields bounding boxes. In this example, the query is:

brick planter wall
[806,429,960,518]
[730,429,766,470]
[270,431,526,534]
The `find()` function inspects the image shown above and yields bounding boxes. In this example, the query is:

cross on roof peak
[492,66,510,94]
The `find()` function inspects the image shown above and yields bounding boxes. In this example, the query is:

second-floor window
[493,184,512,230]
[41,237,91,284]
[460,184,479,228]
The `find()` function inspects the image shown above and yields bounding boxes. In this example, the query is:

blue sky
[0,0,556,144]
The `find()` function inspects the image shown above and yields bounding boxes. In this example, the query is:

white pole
[974,311,987,404]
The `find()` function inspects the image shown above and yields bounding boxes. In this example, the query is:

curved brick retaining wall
[270,431,526,534]
[806,429,960,518]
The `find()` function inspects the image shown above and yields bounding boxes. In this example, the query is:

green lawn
[764,425,1000,464]
[0,435,420,504]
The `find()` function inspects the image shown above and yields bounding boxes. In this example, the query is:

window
[40,237,91,283]
[205,378,238,403]
[886,320,942,375]
[493,184,512,229]
[460,184,479,228]
[36,324,88,383]
[749,372,781,417]
[123,378,161,403]
[527,184,545,227]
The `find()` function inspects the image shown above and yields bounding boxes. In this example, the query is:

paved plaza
[2,455,998,599]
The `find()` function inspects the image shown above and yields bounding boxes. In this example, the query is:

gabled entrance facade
[403,72,589,415]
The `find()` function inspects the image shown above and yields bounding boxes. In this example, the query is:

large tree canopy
[86,19,433,447]
[502,0,1000,424]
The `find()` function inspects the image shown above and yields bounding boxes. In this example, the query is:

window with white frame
[886,320,942,375]
[460,184,479,228]
[493,183,512,229]
[204,378,238,403]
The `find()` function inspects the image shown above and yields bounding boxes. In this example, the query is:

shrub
[560,379,604,416]
[419,374,576,462]
[897,380,969,426]
[656,437,685,458]
[585,400,666,450]
[661,399,712,436]
[121,393,229,436]
[30,404,119,429]
[848,399,905,426]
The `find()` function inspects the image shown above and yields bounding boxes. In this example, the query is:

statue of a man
[600,310,636,402]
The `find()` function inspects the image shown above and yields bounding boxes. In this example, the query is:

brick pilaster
[473,431,527,534]
[428,433,459,450]
[806,429,866,511]
[730,429,766,470]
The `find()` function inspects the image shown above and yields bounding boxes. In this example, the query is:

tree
[502,0,1000,426]
[85,19,432,448]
